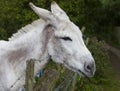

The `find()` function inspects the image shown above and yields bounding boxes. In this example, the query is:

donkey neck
[2,20,55,91]
[7,19,53,76]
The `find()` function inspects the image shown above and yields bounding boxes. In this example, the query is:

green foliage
[0,0,120,47]
[0,0,37,39]
[0,28,7,40]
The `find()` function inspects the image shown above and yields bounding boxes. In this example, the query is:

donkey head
[29,2,96,77]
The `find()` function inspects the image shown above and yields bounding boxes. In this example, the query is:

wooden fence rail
[25,60,77,91]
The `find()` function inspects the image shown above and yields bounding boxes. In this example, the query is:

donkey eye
[60,37,72,41]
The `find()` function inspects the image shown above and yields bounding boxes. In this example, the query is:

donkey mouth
[77,70,91,78]
[63,61,92,78]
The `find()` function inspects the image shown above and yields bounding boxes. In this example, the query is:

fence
[25,59,78,91]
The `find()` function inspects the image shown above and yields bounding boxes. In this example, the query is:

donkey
[0,2,96,91]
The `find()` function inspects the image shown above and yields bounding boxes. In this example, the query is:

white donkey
[0,2,96,91]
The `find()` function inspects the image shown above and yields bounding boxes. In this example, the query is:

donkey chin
[63,60,96,78]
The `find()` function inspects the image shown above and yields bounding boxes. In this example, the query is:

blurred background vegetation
[0,0,120,91]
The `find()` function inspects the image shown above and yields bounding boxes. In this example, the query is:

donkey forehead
[55,21,82,38]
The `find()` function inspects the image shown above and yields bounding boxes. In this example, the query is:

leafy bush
[0,28,7,40]
[0,0,120,43]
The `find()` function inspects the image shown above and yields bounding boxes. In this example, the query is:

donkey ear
[29,2,55,21]
[51,1,70,20]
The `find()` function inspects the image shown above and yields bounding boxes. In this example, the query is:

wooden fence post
[34,69,59,91]
[25,59,35,91]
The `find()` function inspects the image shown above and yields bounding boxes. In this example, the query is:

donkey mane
[9,19,43,41]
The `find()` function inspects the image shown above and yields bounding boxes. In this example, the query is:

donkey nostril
[84,61,96,76]
[86,65,91,70]
[85,63,92,72]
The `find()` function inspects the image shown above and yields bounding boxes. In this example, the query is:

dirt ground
[108,45,120,87]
